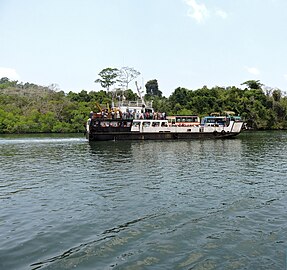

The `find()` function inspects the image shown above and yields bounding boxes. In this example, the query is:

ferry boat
[85,101,244,141]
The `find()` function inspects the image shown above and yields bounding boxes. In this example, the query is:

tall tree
[95,68,119,91]
[118,67,140,89]
[272,89,282,102]
[145,79,162,97]
[241,80,263,90]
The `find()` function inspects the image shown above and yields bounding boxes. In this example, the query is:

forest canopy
[0,76,287,134]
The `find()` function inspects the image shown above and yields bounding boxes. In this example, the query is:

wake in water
[0,138,85,145]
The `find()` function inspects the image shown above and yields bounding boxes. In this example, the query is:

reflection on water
[0,132,287,269]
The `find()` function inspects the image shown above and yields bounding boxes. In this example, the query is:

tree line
[0,72,287,134]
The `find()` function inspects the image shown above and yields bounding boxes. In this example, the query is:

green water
[0,132,286,269]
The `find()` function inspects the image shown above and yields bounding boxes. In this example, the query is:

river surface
[0,132,286,270]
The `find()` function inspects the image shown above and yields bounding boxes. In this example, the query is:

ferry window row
[167,116,200,123]
[132,121,168,127]
[94,121,132,128]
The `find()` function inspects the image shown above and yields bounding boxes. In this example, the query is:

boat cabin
[201,116,230,127]
[131,119,169,132]
[166,116,200,127]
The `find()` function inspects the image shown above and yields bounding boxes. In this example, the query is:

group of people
[89,109,121,120]
[132,111,166,120]
[89,109,166,121]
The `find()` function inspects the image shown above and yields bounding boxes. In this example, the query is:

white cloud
[215,9,228,19]
[245,66,260,76]
[184,0,209,23]
[0,67,20,80]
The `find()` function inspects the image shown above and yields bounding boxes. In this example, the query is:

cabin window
[100,122,109,127]
[186,117,197,122]
[143,122,151,127]
[152,122,160,127]
[161,122,168,127]
[110,122,119,127]
[120,121,130,127]
[203,117,227,126]
[132,122,140,127]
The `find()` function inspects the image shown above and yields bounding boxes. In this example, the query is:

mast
[135,81,146,107]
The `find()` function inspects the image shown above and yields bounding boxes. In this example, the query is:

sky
[1,0,287,97]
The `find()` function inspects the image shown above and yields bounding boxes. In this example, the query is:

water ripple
[0,132,287,269]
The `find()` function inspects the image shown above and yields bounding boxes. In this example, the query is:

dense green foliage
[1,77,287,134]
[145,79,162,98]
[164,85,287,129]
